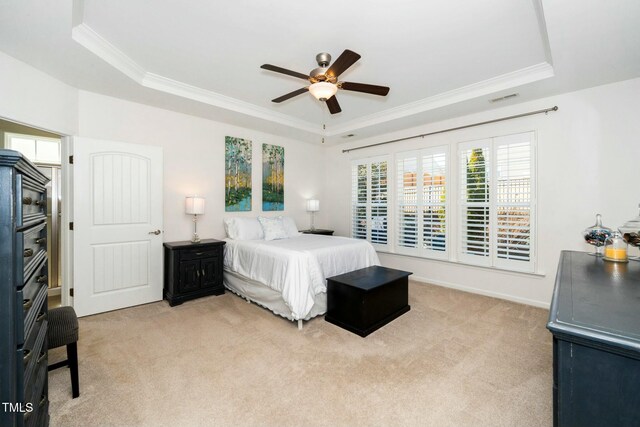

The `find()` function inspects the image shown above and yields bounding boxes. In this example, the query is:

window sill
[376,249,546,278]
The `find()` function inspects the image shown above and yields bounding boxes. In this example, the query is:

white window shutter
[459,141,491,266]
[351,157,389,249]
[396,154,419,252]
[493,132,534,271]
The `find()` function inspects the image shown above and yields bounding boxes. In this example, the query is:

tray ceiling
[0,0,639,143]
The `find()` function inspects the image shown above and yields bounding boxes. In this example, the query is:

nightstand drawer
[180,247,221,261]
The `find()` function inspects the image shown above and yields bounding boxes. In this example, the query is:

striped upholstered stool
[47,306,80,398]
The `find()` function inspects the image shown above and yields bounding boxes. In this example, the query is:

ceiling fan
[260,49,390,114]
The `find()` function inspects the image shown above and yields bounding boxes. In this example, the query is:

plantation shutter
[422,149,447,255]
[370,160,388,245]
[351,157,389,249]
[493,132,534,271]
[396,147,448,258]
[351,163,368,240]
[396,153,419,252]
[459,140,491,266]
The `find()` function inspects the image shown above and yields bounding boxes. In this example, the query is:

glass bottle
[603,232,628,263]
[582,214,613,256]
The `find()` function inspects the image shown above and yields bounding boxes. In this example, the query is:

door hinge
[69,288,74,297]
[69,155,74,164]
[69,222,74,230]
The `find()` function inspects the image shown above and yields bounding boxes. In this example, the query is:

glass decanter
[582,214,613,256]
[619,204,640,248]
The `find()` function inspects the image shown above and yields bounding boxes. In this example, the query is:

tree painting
[262,143,284,211]
[225,136,252,211]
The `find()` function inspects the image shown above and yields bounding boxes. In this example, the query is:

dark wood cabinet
[0,149,50,427]
[163,239,225,306]
[547,251,640,427]
[300,229,334,236]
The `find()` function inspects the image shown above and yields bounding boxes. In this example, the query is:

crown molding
[70,0,554,139]
[71,23,322,135]
[326,62,554,136]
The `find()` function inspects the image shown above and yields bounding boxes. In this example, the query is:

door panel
[73,137,163,317]
[201,257,219,289]
[178,260,200,293]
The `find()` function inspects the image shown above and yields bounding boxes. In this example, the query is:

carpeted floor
[48,281,552,427]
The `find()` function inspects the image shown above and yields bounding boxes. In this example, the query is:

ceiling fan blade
[325,95,342,114]
[261,64,309,80]
[326,49,361,78]
[272,87,308,103]
[340,81,390,96]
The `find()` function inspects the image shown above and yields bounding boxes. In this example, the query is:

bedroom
[0,0,639,426]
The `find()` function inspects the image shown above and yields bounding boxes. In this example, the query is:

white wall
[0,51,78,135]
[77,90,327,242]
[324,77,640,307]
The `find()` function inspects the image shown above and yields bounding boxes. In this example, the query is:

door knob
[149,229,161,235]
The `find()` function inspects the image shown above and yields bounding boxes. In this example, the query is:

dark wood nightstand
[163,239,225,306]
[300,229,334,236]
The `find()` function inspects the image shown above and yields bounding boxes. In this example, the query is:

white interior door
[73,137,163,317]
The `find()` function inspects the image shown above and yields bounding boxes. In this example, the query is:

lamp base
[191,233,201,243]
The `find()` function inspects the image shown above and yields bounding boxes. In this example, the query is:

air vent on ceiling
[489,93,519,103]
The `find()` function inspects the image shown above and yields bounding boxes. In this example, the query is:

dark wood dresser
[547,250,640,427]
[163,239,226,306]
[0,149,50,427]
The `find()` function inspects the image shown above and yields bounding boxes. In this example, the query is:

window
[459,132,535,272]
[350,131,536,274]
[6,133,61,164]
[396,147,447,258]
[351,157,389,248]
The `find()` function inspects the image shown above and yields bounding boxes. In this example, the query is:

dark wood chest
[163,239,226,306]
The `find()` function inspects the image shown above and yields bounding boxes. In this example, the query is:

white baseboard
[48,287,61,297]
[409,275,550,309]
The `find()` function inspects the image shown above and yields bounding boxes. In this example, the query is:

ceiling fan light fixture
[309,81,337,101]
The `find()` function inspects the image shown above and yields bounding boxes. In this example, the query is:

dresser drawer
[16,173,47,229]
[20,223,48,283]
[18,318,47,403]
[16,263,48,346]
[19,315,47,392]
[180,247,221,261]
[22,350,47,427]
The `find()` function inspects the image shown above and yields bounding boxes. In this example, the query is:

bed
[223,228,380,329]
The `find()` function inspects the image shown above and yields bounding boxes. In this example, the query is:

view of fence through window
[397,150,446,253]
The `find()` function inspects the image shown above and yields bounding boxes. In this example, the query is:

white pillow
[258,216,288,241]
[223,217,264,240]
[281,216,300,237]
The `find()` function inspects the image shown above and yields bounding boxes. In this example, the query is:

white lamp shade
[306,199,320,212]
[185,196,205,215]
[308,82,338,101]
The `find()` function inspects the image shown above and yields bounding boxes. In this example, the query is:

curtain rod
[341,105,559,153]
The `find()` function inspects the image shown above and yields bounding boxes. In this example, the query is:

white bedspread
[223,234,380,319]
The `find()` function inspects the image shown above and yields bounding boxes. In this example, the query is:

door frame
[60,136,73,307]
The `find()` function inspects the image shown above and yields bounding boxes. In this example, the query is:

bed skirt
[223,269,327,322]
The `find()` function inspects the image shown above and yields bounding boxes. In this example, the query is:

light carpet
[49,281,552,427]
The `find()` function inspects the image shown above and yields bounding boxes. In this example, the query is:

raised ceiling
[0,0,639,143]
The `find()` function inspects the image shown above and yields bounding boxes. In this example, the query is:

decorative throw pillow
[258,216,288,241]
[281,216,300,237]
[223,217,265,240]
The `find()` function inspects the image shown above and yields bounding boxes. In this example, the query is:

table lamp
[306,199,319,231]
[185,195,205,243]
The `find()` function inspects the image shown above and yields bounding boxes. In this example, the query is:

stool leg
[67,342,79,398]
